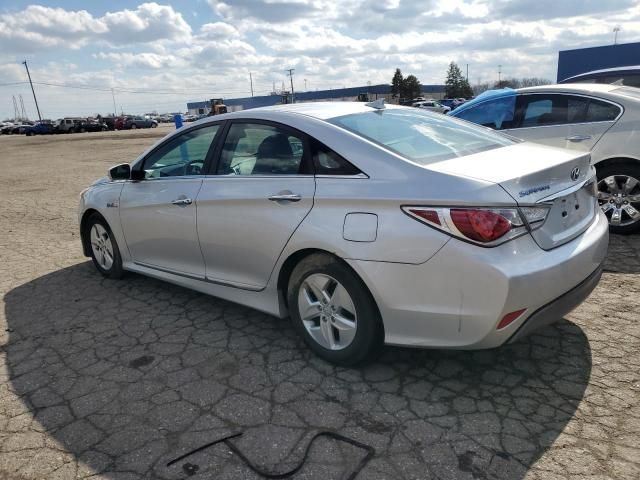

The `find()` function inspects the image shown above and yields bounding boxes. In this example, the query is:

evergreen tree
[391,68,403,98]
[402,75,422,100]
[445,62,473,99]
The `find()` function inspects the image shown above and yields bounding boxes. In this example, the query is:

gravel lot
[0,128,639,480]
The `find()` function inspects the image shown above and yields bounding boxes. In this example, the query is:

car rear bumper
[507,263,603,344]
[347,210,609,349]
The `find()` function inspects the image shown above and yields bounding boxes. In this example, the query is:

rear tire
[85,213,124,279]
[131,124,137,129]
[287,253,384,366]
[596,162,640,234]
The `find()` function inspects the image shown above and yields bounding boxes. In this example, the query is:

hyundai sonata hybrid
[79,101,608,365]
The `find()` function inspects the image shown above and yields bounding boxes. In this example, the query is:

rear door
[196,121,315,289]
[504,93,618,151]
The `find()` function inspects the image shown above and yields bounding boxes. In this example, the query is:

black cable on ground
[166,430,376,480]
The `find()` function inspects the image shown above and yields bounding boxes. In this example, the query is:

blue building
[187,83,446,114]
[557,41,640,82]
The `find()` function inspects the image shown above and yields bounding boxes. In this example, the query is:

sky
[1,0,640,120]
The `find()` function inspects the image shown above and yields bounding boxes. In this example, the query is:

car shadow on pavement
[3,262,592,480]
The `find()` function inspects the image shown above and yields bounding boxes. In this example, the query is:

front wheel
[86,214,124,279]
[596,162,640,234]
[130,124,137,129]
[287,253,384,366]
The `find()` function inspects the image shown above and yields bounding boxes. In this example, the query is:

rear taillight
[450,209,511,242]
[402,206,549,247]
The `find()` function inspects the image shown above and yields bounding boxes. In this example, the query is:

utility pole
[111,88,117,116]
[466,64,469,82]
[614,25,621,45]
[286,68,295,100]
[249,72,254,97]
[22,60,42,121]
[12,95,19,121]
[19,94,27,120]
[304,78,307,91]
[498,64,502,84]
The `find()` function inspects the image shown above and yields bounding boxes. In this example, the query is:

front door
[119,124,221,277]
[196,121,315,289]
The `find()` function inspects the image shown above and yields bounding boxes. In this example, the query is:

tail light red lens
[450,209,512,242]
[401,205,546,247]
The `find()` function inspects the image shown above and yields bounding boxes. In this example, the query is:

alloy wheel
[597,175,640,227]
[90,224,115,270]
[297,273,357,350]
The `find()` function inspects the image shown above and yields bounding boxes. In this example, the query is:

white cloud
[0,2,191,52]
[2,1,640,119]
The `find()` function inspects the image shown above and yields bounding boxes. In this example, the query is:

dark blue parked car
[25,121,55,136]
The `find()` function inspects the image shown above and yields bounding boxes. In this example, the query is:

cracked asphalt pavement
[1,129,639,479]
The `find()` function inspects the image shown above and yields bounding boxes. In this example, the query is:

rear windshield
[329,108,515,165]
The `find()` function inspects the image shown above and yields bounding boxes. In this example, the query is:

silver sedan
[79,102,609,365]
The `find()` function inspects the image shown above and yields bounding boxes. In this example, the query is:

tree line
[390,63,551,100]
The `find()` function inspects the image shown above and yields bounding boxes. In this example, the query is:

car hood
[426,142,593,204]
[90,176,110,187]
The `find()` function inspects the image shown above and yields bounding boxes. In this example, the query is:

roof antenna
[365,98,385,110]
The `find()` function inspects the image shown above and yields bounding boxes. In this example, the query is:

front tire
[86,214,124,279]
[596,162,640,234]
[130,124,137,129]
[287,253,383,366]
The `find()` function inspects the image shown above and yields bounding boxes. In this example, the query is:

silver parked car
[413,100,451,114]
[79,102,608,365]
[449,84,640,233]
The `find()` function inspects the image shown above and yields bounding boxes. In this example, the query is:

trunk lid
[427,142,597,249]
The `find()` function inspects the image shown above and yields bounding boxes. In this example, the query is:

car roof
[222,101,406,121]
[518,83,620,94]
[560,65,640,82]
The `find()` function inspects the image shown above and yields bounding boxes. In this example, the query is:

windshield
[329,108,515,165]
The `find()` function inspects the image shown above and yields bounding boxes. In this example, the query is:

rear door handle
[566,135,591,142]
[268,193,301,202]
[171,197,193,206]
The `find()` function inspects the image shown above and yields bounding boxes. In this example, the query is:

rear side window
[586,100,621,122]
[520,94,588,127]
[329,108,515,165]
[454,96,516,130]
[313,141,361,175]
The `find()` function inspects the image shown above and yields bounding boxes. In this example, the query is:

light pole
[614,25,621,45]
[498,64,502,84]
[111,88,117,116]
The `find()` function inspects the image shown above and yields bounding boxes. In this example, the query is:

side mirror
[109,163,131,181]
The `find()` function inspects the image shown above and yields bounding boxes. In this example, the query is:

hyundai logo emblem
[570,167,580,181]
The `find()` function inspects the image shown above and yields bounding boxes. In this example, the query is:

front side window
[330,107,515,166]
[142,125,219,178]
[217,123,307,175]
[519,94,588,127]
[454,96,516,130]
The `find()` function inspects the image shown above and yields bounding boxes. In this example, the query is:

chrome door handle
[566,135,591,142]
[268,193,301,202]
[171,198,193,206]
